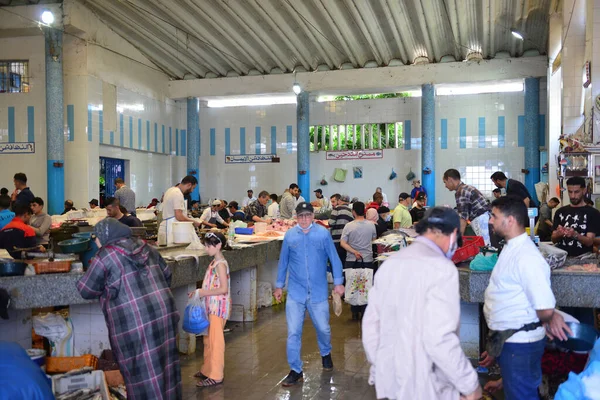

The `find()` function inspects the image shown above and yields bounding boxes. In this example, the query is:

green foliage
[309,123,403,151]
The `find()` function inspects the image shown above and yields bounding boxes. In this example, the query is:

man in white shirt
[311,189,330,210]
[198,200,229,229]
[242,189,256,208]
[160,176,201,244]
[294,189,306,207]
[481,196,571,400]
[268,194,279,218]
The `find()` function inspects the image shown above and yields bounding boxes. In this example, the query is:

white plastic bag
[538,243,568,270]
[186,229,204,250]
[257,281,273,308]
[33,313,73,356]
[344,268,373,306]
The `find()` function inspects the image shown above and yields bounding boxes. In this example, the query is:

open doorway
[99,157,125,207]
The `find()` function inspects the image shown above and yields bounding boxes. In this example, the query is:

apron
[208,213,218,226]
[158,216,175,245]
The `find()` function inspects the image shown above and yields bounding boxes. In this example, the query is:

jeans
[286,296,332,373]
[497,339,546,400]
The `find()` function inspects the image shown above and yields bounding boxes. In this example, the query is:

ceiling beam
[167,56,548,99]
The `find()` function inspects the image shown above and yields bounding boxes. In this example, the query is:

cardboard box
[104,370,125,387]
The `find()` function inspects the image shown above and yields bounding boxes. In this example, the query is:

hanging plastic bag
[182,291,209,335]
[406,168,416,181]
[389,168,397,180]
[334,168,347,182]
[33,312,74,356]
[186,222,205,251]
[344,267,373,306]
[320,175,328,186]
[332,290,342,317]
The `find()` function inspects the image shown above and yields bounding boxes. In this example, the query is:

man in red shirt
[0,203,38,258]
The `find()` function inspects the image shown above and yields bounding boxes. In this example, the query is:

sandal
[194,371,207,379]
[196,378,223,388]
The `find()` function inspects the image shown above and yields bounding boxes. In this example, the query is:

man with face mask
[481,196,570,400]
[273,202,345,387]
[551,176,600,257]
[159,176,201,245]
[362,207,482,400]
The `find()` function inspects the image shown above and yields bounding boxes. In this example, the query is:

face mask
[445,233,458,260]
[384,214,391,222]
[299,222,313,231]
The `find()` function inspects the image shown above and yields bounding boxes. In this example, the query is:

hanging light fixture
[41,10,55,25]
[292,83,302,95]
[511,29,524,40]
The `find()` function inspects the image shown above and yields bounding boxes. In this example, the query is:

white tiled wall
[70,303,110,356]
[0,308,33,349]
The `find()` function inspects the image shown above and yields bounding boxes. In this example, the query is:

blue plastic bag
[469,253,498,271]
[555,360,600,400]
[182,293,209,334]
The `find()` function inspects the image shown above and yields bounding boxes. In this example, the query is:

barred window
[309,122,403,151]
[0,61,30,93]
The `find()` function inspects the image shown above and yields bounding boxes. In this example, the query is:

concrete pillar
[421,84,435,206]
[296,91,310,197]
[45,27,65,215]
[186,97,200,202]
[524,78,540,203]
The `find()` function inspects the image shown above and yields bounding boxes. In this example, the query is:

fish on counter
[563,263,600,272]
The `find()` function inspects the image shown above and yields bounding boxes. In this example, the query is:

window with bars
[0,61,30,93]
[309,122,403,151]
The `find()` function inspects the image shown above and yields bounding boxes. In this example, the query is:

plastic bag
[33,313,73,356]
[320,175,328,186]
[539,243,568,269]
[334,168,347,182]
[332,290,342,317]
[186,225,205,251]
[257,281,273,308]
[182,292,209,335]
[469,253,498,271]
[344,268,373,306]
[406,168,416,181]
[389,168,397,180]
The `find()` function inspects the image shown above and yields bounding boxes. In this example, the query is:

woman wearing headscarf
[77,219,181,400]
[366,208,386,238]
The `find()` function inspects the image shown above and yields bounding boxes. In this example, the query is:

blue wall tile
[86,107,92,142]
[440,119,448,149]
[146,120,150,151]
[210,128,216,156]
[255,127,261,155]
[181,129,187,157]
[138,119,142,150]
[518,115,525,147]
[154,122,158,152]
[110,130,114,145]
[8,107,15,143]
[271,126,277,155]
[129,116,133,148]
[498,116,505,148]
[286,125,293,154]
[478,117,485,148]
[176,129,179,156]
[99,111,104,144]
[240,127,246,155]
[119,113,124,147]
[169,127,172,154]
[404,120,411,150]
[162,125,165,153]
[67,105,74,142]
[225,128,230,156]
[459,118,466,149]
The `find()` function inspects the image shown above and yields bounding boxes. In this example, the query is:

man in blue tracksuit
[274,202,345,387]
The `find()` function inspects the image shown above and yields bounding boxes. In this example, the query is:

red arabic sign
[325,150,383,160]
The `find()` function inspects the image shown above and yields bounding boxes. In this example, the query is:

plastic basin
[58,237,90,253]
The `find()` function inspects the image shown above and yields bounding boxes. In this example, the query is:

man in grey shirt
[280,183,299,220]
[30,197,52,247]
[114,178,136,216]
[340,201,377,320]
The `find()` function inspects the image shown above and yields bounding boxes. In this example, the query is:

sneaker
[282,370,304,387]
[322,354,333,371]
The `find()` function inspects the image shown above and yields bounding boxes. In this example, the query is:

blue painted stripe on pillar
[87,107,92,142]
[99,111,104,144]
[210,128,216,156]
[110,130,114,145]
[286,125,293,154]
[478,117,485,148]
[138,119,142,150]
[404,120,411,150]
[67,105,74,142]
[181,129,187,156]
[169,127,172,154]
[162,125,165,153]
[198,128,201,156]
[271,126,277,154]
[154,122,158,152]
[129,116,133,148]
[119,114,124,147]
[440,119,448,149]
[27,106,35,143]
[518,115,525,147]
[459,118,466,149]
[240,127,246,155]
[146,121,150,151]
[225,128,230,155]
[8,107,15,143]
[539,114,546,147]
[176,129,179,156]
[255,127,261,154]
[498,116,505,148]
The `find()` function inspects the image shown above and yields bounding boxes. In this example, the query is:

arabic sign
[225,154,276,164]
[326,150,383,160]
[0,142,35,154]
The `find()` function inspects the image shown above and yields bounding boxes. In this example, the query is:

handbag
[344,262,373,306]
[389,168,397,180]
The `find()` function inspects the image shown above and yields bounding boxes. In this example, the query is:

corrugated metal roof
[79,0,556,80]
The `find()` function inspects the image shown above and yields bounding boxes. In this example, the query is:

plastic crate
[52,370,109,399]
[33,260,71,274]
[46,354,98,374]
[234,227,254,235]
[451,236,485,264]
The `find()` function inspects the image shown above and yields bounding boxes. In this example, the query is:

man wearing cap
[392,193,413,229]
[89,199,99,209]
[199,200,229,229]
[328,194,354,263]
[311,189,330,210]
[411,179,427,202]
[274,202,345,387]
[410,193,427,224]
[242,189,256,208]
[363,207,482,400]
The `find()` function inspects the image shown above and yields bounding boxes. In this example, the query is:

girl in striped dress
[192,232,231,387]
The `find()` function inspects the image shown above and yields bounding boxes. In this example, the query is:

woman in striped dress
[192,232,231,387]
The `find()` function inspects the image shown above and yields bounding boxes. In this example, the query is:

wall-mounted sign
[326,150,383,161]
[225,154,276,164]
[0,142,35,154]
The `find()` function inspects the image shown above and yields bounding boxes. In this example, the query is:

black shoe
[282,370,304,387]
[322,354,333,371]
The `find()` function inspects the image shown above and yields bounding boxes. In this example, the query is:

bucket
[173,222,194,244]
[254,222,267,234]
[73,232,99,268]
